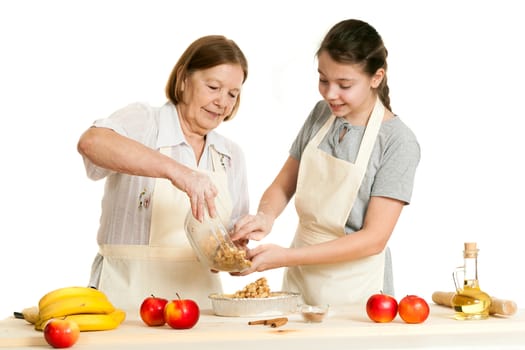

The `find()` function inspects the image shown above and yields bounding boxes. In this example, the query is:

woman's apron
[98,146,232,312]
[283,97,386,306]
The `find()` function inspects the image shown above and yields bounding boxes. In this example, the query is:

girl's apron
[283,97,386,306]
[98,146,231,312]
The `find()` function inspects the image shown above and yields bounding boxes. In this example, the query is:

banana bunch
[28,286,126,331]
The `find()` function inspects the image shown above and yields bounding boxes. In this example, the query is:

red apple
[43,319,80,348]
[164,294,200,329]
[140,295,169,326]
[398,295,430,324]
[366,293,398,323]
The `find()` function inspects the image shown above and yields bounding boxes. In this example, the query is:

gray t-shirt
[290,100,420,233]
[289,100,420,295]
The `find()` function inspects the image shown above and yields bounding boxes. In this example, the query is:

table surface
[2,304,524,349]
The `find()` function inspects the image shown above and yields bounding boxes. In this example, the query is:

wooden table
[2,304,524,349]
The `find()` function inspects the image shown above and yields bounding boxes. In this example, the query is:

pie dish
[208,292,301,317]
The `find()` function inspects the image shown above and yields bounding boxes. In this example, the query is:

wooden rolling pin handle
[432,291,517,316]
[432,291,455,308]
[491,297,518,316]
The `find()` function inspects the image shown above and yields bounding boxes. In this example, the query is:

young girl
[232,19,420,306]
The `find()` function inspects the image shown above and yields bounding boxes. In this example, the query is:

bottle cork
[464,242,479,258]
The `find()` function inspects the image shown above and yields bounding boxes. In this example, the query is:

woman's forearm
[77,127,176,179]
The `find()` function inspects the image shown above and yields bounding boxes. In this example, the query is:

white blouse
[82,101,250,246]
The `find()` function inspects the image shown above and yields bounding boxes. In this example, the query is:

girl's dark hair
[165,35,248,121]
[317,19,391,111]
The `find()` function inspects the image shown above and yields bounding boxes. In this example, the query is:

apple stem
[176,293,181,300]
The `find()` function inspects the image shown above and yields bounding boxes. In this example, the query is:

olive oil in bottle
[451,242,491,320]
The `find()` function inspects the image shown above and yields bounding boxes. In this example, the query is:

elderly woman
[77,35,249,311]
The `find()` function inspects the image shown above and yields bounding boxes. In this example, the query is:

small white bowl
[300,304,329,323]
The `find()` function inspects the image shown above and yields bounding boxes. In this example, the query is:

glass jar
[451,242,491,320]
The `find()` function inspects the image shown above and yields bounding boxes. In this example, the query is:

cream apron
[98,146,232,312]
[283,98,386,306]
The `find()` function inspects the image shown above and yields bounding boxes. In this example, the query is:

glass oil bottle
[451,242,491,320]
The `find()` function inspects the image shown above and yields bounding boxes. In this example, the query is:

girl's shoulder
[381,116,418,143]
[302,100,333,135]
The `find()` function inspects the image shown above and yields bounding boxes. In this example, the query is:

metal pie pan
[209,292,301,317]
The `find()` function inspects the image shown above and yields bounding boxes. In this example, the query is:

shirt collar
[156,102,232,158]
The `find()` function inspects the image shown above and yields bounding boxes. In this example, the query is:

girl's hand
[231,212,274,242]
[235,244,288,275]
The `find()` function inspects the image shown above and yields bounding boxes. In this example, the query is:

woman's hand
[172,168,218,222]
[231,212,274,243]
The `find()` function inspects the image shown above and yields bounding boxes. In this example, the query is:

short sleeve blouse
[82,102,250,245]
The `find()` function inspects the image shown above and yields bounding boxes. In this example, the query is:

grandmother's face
[178,63,244,135]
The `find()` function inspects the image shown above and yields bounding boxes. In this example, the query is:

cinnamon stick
[270,318,288,327]
[432,291,517,316]
[248,317,288,327]
[248,319,267,325]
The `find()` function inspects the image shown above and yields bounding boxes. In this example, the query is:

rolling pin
[432,291,517,316]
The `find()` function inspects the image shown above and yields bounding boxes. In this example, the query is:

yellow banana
[68,309,126,331]
[35,309,127,332]
[38,286,108,310]
[13,306,39,324]
[38,295,115,323]
[22,306,40,324]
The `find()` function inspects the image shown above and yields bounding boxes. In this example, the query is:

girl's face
[179,63,244,135]
[317,51,383,123]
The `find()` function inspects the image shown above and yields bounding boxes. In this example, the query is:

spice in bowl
[300,304,329,323]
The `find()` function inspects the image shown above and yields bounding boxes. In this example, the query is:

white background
[1,0,524,319]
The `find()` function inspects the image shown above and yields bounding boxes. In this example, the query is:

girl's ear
[371,68,385,89]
